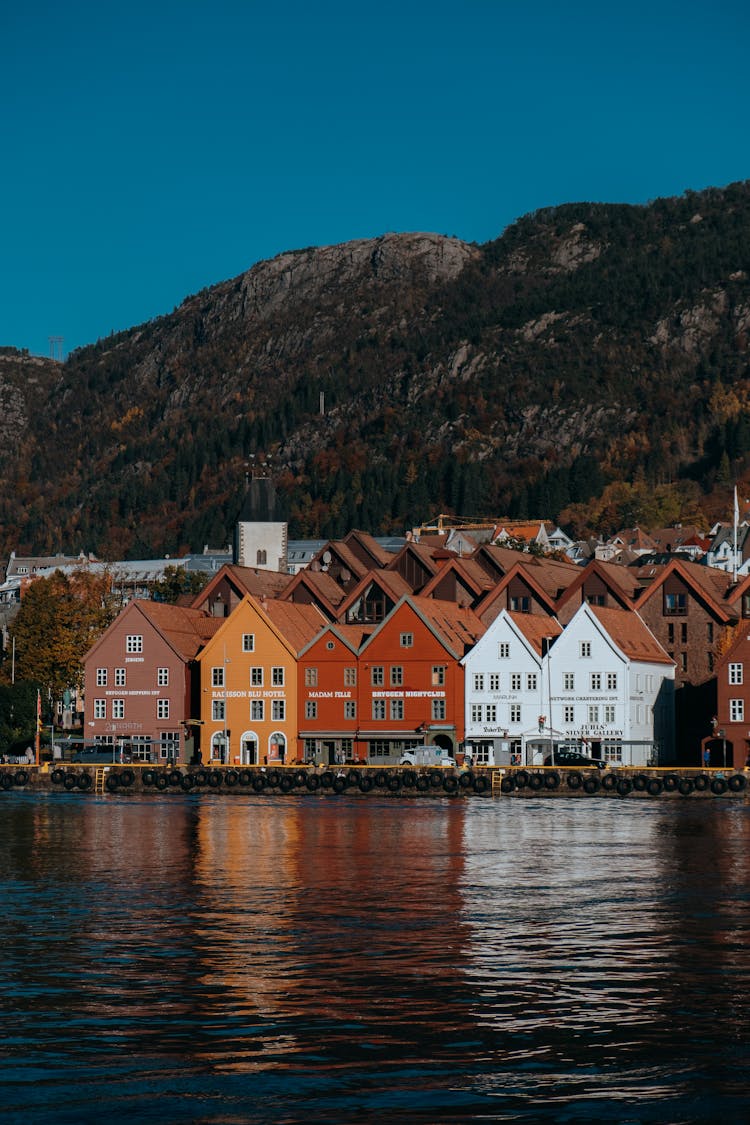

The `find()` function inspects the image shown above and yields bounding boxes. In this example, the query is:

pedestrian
[703,746,711,769]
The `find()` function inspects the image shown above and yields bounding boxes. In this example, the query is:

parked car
[544,748,606,769]
[70,745,132,764]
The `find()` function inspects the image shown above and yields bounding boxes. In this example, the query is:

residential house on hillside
[197,596,326,766]
[705,522,750,575]
[83,602,221,764]
[462,611,562,766]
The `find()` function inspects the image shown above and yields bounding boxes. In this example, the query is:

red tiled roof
[261,599,328,653]
[136,602,222,660]
[589,605,672,665]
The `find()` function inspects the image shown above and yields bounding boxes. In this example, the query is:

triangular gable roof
[634,557,736,622]
[278,568,346,616]
[308,540,371,584]
[587,604,673,665]
[334,568,413,621]
[508,611,564,656]
[341,529,394,569]
[360,594,485,660]
[609,527,658,550]
[555,558,642,614]
[470,542,530,581]
[190,563,290,610]
[474,561,560,621]
[419,556,495,601]
[200,595,327,661]
[299,620,375,659]
[86,600,221,664]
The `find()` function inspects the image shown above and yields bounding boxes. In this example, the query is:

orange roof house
[197,596,326,766]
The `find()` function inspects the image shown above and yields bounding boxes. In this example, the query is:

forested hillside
[2,181,749,559]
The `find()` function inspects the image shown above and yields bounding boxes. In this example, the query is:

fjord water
[1,792,749,1123]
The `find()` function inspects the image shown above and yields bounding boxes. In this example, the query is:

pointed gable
[336,568,412,625]
[474,562,559,627]
[278,568,345,618]
[556,558,643,623]
[190,563,291,618]
[419,556,494,607]
[588,604,673,665]
[386,541,457,592]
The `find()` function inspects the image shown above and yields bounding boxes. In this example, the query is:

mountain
[2,181,750,559]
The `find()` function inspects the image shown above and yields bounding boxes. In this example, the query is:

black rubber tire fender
[442,774,459,793]
[694,774,710,792]
[252,774,267,792]
[646,778,663,796]
[207,771,222,788]
[633,774,648,792]
[544,771,561,790]
[306,773,321,792]
[238,770,252,786]
[415,774,430,792]
[168,770,182,787]
[616,778,633,796]
[711,777,728,795]
[473,774,490,794]
[180,773,195,791]
[583,775,600,794]
[155,774,169,791]
[566,771,583,790]
[662,774,678,792]
[678,778,694,796]
[601,772,617,791]
[514,770,529,789]
[119,769,135,788]
[321,771,334,789]
[331,775,346,793]
[458,771,474,789]
[51,768,66,785]
[77,773,92,791]
[386,772,402,792]
[401,770,417,789]
[141,769,156,787]
[224,770,239,787]
[63,774,77,790]
[266,769,281,788]
[357,774,373,793]
[105,774,120,793]
[500,775,515,793]
[728,773,747,792]
[279,774,293,793]
[1,772,15,790]
[429,771,443,789]
[14,770,29,787]
[528,773,544,791]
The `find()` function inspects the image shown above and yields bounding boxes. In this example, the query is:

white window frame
[729,663,743,685]
[96,668,107,686]
[112,699,125,719]
[157,699,170,719]
[115,667,126,686]
[157,667,169,686]
[94,699,106,719]
[730,698,744,722]
[126,635,143,653]
[242,633,255,652]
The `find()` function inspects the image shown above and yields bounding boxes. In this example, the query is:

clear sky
[2,0,748,358]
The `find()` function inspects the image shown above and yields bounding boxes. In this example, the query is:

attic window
[242,634,255,652]
[400,632,414,648]
[326,641,335,650]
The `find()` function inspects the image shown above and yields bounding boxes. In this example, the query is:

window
[511,673,521,691]
[527,673,537,691]
[272,700,285,721]
[212,700,225,721]
[591,672,602,690]
[159,732,180,759]
[250,667,263,687]
[390,666,403,686]
[564,673,575,691]
[606,672,618,691]
[272,667,284,687]
[112,699,125,719]
[157,699,170,719]
[390,699,404,720]
[242,633,255,652]
[489,673,500,691]
[344,701,356,720]
[431,699,446,721]
[94,699,106,719]
[371,666,384,686]
[115,667,126,686]
[730,698,744,722]
[305,667,318,687]
[498,643,510,658]
[681,623,688,644]
[400,632,413,648]
[126,635,143,653]
[432,666,446,686]
[251,699,264,721]
[729,663,743,685]
[510,595,530,613]
[667,623,675,644]
[588,705,599,723]
[707,622,714,644]
[96,668,107,686]
[485,704,497,722]
[563,705,574,723]
[604,705,616,723]
[708,652,715,672]
[580,641,591,658]
[372,699,386,720]
[473,673,484,692]
[212,667,224,688]
[256,549,267,566]
[157,667,169,686]
[680,652,688,673]
[664,592,687,615]
[344,667,357,686]
[471,704,482,723]
[510,704,521,723]
[305,701,317,720]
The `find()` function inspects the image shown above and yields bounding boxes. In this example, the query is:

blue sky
[2,0,748,358]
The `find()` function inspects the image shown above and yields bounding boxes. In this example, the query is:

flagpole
[733,485,739,582]
[35,689,41,767]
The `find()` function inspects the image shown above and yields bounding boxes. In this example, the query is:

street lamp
[223,643,231,767]
[544,636,555,766]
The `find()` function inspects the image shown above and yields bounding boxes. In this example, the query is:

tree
[151,565,209,603]
[7,568,120,702]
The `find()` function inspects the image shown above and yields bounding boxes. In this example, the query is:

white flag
[735,486,740,524]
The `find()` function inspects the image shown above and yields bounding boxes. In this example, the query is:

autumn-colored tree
[151,565,209,603]
[7,568,120,702]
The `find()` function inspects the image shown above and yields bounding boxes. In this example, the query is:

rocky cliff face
[2,181,749,557]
